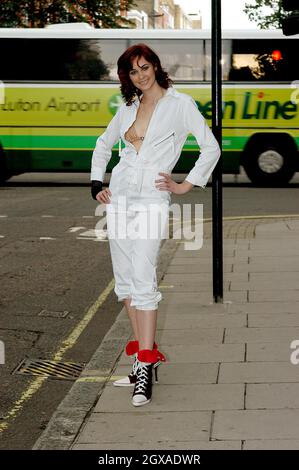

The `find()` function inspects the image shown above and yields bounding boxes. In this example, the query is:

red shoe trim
[125,340,139,356]
[126,340,158,356]
[138,348,167,363]
[156,349,166,362]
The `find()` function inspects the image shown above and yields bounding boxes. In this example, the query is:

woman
[90,44,220,407]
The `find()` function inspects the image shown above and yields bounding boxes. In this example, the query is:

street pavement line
[76,376,127,383]
[204,214,299,222]
[0,279,115,434]
[171,214,299,230]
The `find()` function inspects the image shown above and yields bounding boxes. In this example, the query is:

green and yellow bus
[0,25,298,185]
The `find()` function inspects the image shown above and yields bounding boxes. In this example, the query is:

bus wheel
[242,137,296,186]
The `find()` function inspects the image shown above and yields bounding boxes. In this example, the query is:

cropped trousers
[106,202,169,310]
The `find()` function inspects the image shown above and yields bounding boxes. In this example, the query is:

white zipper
[153,131,175,147]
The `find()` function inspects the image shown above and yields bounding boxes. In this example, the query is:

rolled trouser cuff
[130,292,162,311]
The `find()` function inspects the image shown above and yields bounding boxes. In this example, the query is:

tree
[0,0,137,28]
[244,0,288,29]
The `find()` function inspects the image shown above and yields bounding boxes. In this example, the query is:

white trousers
[106,203,169,310]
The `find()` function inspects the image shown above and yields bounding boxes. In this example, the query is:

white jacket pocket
[152,131,175,157]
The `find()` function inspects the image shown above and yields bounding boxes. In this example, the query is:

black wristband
[91,180,103,200]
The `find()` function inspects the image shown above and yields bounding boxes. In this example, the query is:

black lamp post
[211,0,223,303]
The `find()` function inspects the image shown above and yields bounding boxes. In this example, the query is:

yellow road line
[77,376,130,383]
[0,279,115,434]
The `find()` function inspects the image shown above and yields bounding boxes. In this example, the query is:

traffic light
[282,0,299,36]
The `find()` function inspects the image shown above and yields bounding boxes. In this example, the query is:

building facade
[121,0,202,29]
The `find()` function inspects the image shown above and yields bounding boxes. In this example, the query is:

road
[0,170,299,449]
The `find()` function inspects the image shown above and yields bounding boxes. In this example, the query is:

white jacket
[90,87,221,203]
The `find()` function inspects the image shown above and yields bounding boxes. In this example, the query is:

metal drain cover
[13,358,85,381]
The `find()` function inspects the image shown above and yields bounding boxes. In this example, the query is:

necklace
[125,89,166,145]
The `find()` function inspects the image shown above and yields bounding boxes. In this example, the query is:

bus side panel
[1,85,298,175]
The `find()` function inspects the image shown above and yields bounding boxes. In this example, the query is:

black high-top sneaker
[132,361,153,406]
[131,348,166,407]
[113,340,159,387]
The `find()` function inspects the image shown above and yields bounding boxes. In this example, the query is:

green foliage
[244,0,288,29]
[0,0,137,28]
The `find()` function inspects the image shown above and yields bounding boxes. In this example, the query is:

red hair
[117,43,173,106]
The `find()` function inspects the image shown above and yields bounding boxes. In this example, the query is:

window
[1,38,205,82]
[205,40,232,81]
[227,39,298,82]
[130,39,205,81]
[1,39,128,81]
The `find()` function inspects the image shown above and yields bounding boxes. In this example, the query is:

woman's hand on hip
[96,188,112,204]
[155,173,194,195]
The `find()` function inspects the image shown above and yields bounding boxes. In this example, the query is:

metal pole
[211,0,223,302]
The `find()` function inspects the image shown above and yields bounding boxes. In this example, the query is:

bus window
[1,38,128,81]
[227,39,298,81]
[205,40,232,81]
[129,39,205,81]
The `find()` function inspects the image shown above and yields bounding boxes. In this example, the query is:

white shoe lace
[131,356,139,376]
[134,364,151,394]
